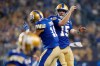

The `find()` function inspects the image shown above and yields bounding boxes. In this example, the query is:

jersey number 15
[60,26,70,37]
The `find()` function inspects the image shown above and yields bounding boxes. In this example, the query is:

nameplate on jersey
[7,55,25,63]
[35,24,46,30]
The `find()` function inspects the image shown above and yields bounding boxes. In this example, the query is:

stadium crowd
[0,0,100,66]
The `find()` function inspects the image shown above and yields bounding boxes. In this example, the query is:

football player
[23,4,77,65]
[24,10,67,66]
[48,3,86,66]
[5,32,41,66]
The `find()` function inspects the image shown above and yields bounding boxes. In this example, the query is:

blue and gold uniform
[23,10,67,66]
[35,18,59,49]
[48,15,74,66]
[35,18,66,66]
[48,15,72,49]
[5,32,41,66]
[47,3,74,66]
[5,49,34,66]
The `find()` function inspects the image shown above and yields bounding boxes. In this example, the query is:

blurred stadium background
[0,0,100,66]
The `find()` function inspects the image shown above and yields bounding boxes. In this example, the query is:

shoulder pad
[48,16,57,20]
[52,17,57,20]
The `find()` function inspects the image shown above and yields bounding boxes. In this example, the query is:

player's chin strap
[69,42,83,47]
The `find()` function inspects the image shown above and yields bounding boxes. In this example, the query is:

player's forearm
[23,21,30,31]
[59,6,76,26]
[34,30,44,36]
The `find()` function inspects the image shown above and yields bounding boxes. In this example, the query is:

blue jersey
[5,49,35,66]
[48,15,73,49]
[35,18,59,49]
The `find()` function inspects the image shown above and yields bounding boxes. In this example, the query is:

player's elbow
[59,22,65,26]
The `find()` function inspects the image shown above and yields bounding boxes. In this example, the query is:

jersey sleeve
[48,16,59,27]
[23,21,30,31]
[69,20,73,31]
[35,21,46,30]
[47,16,52,20]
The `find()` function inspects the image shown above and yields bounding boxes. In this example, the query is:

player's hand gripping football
[69,6,77,13]
[79,27,86,33]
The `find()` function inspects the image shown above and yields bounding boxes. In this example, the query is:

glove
[79,27,86,33]
[70,42,83,47]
